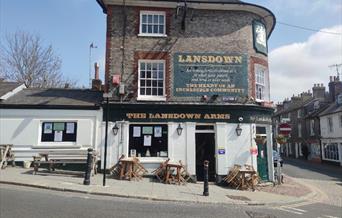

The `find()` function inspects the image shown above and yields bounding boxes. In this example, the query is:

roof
[273,97,313,117]
[96,0,276,38]
[319,102,342,117]
[0,88,103,110]
[0,81,23,97]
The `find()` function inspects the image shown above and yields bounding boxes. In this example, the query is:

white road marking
[278,207,303,215]
[323,215,341,218]
[282,206,307,213]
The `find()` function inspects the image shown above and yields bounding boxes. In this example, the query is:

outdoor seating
[32,149,98,175]
[152,158,170,182]
[223,164,258,191]
[0,144,15,169]
[112,155,147,181]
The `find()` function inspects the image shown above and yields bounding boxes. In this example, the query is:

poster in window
[154,126,162,137]
[143,135,152,146]
[54,131,63,142]
[44,123,53,134]
[133,126,141,137]
[53,122,65,131]
[66,123,75,134]
[142,126,153,135]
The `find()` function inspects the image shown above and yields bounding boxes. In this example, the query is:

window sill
[136,157,168,163]
[138,33,168,38]
[137,96,166,101]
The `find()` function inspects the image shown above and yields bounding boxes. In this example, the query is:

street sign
[279,123,291,136]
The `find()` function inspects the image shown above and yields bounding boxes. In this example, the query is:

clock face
[255,25,267,47]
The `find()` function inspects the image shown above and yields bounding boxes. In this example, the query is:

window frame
[310,119,315,136]
[137,59,166,101]
[323,143,339,161]
[139,11,167,37]
[40,121,77,144]
[254,64,269,101]
[298,123,302,138]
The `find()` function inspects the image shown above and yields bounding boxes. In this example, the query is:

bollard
[83,148,94,185]
[203,160,209,196]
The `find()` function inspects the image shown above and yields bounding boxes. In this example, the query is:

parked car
[273,150,283,167]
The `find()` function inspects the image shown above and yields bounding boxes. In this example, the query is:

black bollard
[203,160,209,196]
[83,148,94,185]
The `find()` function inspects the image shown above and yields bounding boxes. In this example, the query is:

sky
[0,0,341,102]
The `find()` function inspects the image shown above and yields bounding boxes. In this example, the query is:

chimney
[329,75,342,102]
[92,62,102,91]
[312,83,325,99]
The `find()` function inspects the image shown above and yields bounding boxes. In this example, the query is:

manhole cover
[245,211,276,218]
[226,195,251,201]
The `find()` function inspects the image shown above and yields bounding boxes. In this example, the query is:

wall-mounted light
[236,116,243,136]
[112,123,119,135]
[235,123,242,136]
[176,123,183,136]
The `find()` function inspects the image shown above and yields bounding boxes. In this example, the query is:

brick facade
[105,5,270,102]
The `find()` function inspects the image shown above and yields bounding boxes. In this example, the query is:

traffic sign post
[279,123,291,136]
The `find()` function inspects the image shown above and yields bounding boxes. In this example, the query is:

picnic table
[223,164,258,190]
[162,160,190,185]
[0,144,15,169]
[32,149,98,175]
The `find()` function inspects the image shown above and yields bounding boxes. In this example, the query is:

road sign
[279,123,291,136]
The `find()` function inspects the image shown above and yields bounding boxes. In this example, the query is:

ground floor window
[129,124,168,157]
[41,122,77,142]
[323,143,339,161]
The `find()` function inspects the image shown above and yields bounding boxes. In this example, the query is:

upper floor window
[139,11,166,37]
[298,123,302,138]
[138,60,166,101]
[255,64,269,101]
[310,119,315,136]
[327,117,333,133]
[297,109,302,118]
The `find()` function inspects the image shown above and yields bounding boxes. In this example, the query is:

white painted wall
[0,108,103,161]
[320,112,342,139]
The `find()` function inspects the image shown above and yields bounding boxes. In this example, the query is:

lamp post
[102,92,111,186]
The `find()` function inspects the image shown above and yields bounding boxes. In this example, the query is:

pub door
[195,133,216,181]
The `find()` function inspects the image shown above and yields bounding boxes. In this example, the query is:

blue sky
[1,0,341,102]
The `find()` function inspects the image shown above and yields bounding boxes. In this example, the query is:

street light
[235,123,242,136]
[176,123,183,136]
[102,92,112,186]
[112,123,119,135]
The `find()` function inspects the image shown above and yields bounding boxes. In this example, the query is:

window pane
[140,80,145,86]
[159,25,164,34]
[142,24,147,33]
[140,62,145,70]
[158,88,163,96]
[140,71,145,78]
[142,15,147,23]
[152,71,158,79]
[140,88,145,95]
[148,25,153,33]
[146,80,151,86]
[158,71,164,79]
[152,88,158,95]
[146,88,151,95]
[152,63,158,71]
[158,80,163,87]
[148,15,153,23]
[152,80,157,87]
[158,63,164,71]
[147,71,151,78]
[146,63,151,70]
[159,15,164,23]
[153,15,158,24]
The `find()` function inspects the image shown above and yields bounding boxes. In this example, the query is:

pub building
[96,0,276,182]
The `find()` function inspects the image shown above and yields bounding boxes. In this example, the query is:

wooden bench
[32,149,98,176]
[0,144,15,169]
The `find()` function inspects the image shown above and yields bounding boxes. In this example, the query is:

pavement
[0,167,321,207]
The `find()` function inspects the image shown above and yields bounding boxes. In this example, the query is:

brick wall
[106,5,270,102]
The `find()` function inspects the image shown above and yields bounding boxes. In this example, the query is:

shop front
[102,103,274,182]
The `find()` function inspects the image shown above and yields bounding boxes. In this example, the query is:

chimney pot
[94,62,100,80]
[330,76,333,82]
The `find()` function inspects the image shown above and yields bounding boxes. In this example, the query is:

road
[282,157,342,208]
[1,184,341,218]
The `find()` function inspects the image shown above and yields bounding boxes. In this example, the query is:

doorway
[195,133,216,181]
[255,126,269,181]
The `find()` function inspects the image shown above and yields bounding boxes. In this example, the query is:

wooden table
[238,169,257,191]
[164,162,186,185]
[118,158,147,181]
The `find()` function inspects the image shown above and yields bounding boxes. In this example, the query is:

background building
[97,0,276,182]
